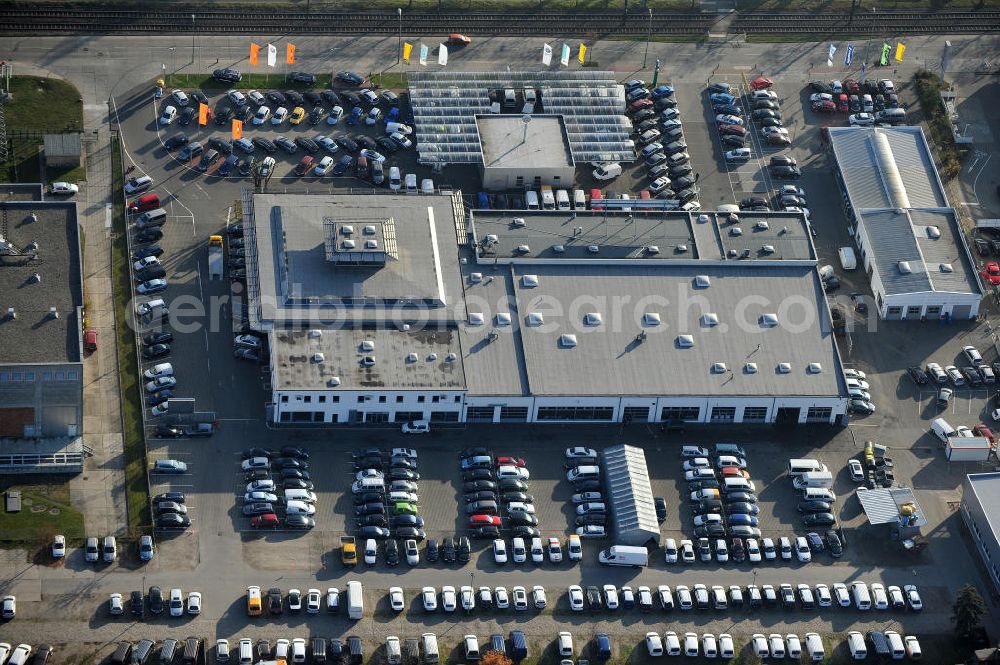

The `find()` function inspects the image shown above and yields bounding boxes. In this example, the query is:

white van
[787,458,826,476]
[722,477,755,493]
[573,189,586,209]
[421,633,439,665]
[884,631,905,659]
[388,166,402,192]
[556,189,571,210]
[284,489,317,503]
[238,640,253,665]
[846,631,867,659]
[503,89,516,106]
[346,580,364,620]
[792,471,834,490]
[352,477,384,494]
[850,582,871,610]
[566,466,600,483]
[802,487,836,502]
[931,417,956,443]
[597,545,648,568]
[404,173,418,195]
[541,188,555,210]
[804,633,824,662]
[525,191,540,210]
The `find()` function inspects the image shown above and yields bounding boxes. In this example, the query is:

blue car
[651,85,674,99]
[218,154,239,176]
[347,106,364,126]
[332,155,354,176]
[477,192,491,209]
[710,92,735,105]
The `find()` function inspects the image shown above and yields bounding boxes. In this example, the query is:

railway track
[0,8,715,35]
[732,10,1000,34]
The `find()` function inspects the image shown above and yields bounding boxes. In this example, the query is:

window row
[0,370,78,382]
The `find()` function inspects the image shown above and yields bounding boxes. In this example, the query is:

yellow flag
[578,44,587,64]
[403,42,413,64]
[232,119,243,141]
[894,42,905,63]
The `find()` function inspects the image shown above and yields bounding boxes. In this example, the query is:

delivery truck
[597,545,649,568]
[946,437,992,462]
[208,235,224,279]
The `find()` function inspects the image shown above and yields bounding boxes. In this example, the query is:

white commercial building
[240,191,850,426]
[828,126,982,320]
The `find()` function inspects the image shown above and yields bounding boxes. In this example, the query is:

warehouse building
[961,473,1000,595]
[602,444,660,547]
[828,126,982,320]
[408,71,634,185]
[240,191,850,426]
[0,195,85,473]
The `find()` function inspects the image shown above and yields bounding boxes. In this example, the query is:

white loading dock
[828,126,982,320]
[602,444,660,547]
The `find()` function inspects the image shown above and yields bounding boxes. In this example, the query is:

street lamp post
[191,14,196,66]
[169,47,175,76]
[397,8,403,65]
[643,9,653,69]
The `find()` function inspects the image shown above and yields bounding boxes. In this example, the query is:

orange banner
[232,119,243,141]
[198,103,209,126]
[250,43,260,66]
[286,43,296,65]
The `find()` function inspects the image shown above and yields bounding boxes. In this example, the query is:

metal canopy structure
[856,487,927,527]
[408,71,635,166]
[602,444,660,547]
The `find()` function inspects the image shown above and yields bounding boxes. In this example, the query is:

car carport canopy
[602,444,660,547]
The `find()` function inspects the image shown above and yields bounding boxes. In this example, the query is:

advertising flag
[578,44,587,64]
[249,43,260,66]
[880,41,890,66]
[267,43,277,67]
[845,43,854,66]
[542,43,552,66]
[438,44,448,66]
[895,42,906,62]
[861,61,867,81]
[827,43,837,68]
[198,103,209,126]
[560,43,570,67]
[232,119,243,141]
[419,44,428,66]
[403,42,413,64]
[286,43,296,65]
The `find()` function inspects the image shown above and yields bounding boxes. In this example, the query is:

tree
[480,651,511,665]
[952,583,987,637]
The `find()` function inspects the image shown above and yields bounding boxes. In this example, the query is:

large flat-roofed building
[242,191,849,426]
[828,126,982,320]
[0,196,84,473]
[476,115,575,190]
[962,473,1000,595]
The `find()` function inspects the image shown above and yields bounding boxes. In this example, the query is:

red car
[627,98,653,113]
[837,94,849,112]
[812,100,836,114]
[251,513,280,528]
[84,328,98,352]
[496,456,526,467]
[844,79,860,94]
[469,515,501,527]
[718,123,747,136]
[447,33,472,46]
[750,76,774,91]
[975,423,995,443]
[981,261,1000,284]
[766,133,792,146]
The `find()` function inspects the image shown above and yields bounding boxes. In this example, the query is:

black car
[740,196,768,209]
[654,97,677,110]
[397,527,426,540]
[136,227,164,243]
[457,536,471,562]
[575,515,607,526]
[463,468,493,482]
[289,590,303,612]
[358,526,390,538]
[321,90,342,106]
[153,491,185,504]
[156,513,191,528]
[694,524,726,538]
[242,447,276,459]
[826,530,843,557]
[341,91,362,108]
[422,539,438,562]
[357,504,385,518]
[668,163,693,178]
[275,137,298,154]
[390,468,420,482]
[179,107,195,126]
[500,491,533,504]
[129,590,144,617]
[148,586,164,613]
[252,137,277,153]
[393,515,424,528]
[209,137,233,155]
[245,469,269,482]
[268,587,283,614]
[725,491,758,504]
[147,391,173,407]
[354,457,383,471]
[336,71,365,87]
[510,526,540,539]
[714,103,742,116]
[132,244,163,260]
[385,539,400,565]
[573,479,602,492]
[441,537,456,562]
[283,90,305,106]
[353,492,384,505]
[470,526,501,539]
[213,68,241,83]
[276,457,307,470]
[692,500,722,514]
[213,106,234,126]
[907,366,928,385]
[809,80,833,93]
[797,500,832,513]
[243,502,273,516]
[279,468,310,480]
[803,512,837,527]
[295,137,320,153]
[164,134,188,150]
[675,188,698,205]
[586,585,603,611]
[726,502,759,515]
[672,175,696,191]
[354,135,377,151]
[721,135,745,148]
[376,136,400,154]
[465,491,497,504]
[308,106,325,124]
[771,165,802,178]
[462,480,496,493]
[287,71,316,85]
[507,512,538,527]
[358,513,388,527]
[143,331,173,346]
[143,343,171,359]
[154,424,184,438]
[770,155,797,167]
[285,515,314,529]
[497,478,527,492]
[730,538,746,563]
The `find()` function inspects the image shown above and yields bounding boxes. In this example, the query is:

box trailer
[208,235,224,279]
[946,436,992,462]
[838,246,857,270]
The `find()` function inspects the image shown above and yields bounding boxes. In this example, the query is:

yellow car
[289,107,306,125]
[246,585,262,616]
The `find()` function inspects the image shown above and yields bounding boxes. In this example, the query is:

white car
[171,89,190,106]
[291,639,306,664]
[285,500,315,516]
[568,585,584,611]
[497,465,529,480]
[718,634,735,659]
[365,108,383,125]
[675,585,692,610]
[134,256,161,271]
[576,525,606,538]
[680,539,695,563]
[904,636,922,659]
[567,534,583,560]
[715,114,743,125]
[252,106,271,125]
[306,588,321,613]
[512,586,528,611]
[849,458,865,481]
[7,646,29,665]
[509,502,536,515]
[389,586,404,612]
[421,587,437,612]
[401,419,430,434]
[815,583,832,607]
[326,588,339,612]
[833,582,852,607]
[683,457,710,471]
[786,634,802,659]
[664,538,678,564]
[243,491,277,504]
[725,147,752,161]
[275,640,290,660]
[871,582,889,609]
[159,105,178,125]
[247,89,266,105]
[558,632,574,657]
[592,163,622,181]
[494,586,509,609]
[441,586,456,612]
[1,596,16,620]
[169,588,184,617]
[532,585,546,608]
[769,634,786,658]
[745,538,762,562]
[810,92,833,102]
[405,539,419,566]
[187,591,202,615]
[511,537,526,563]
[52,534,66,558]
[566,447,597,458]
[493,539,508,564]
[365,539,377,565]
[50,181,79,195]
[108,592,122,615]
[762,537,776,560]
[751,634,769,658]
[389,132,412,149]
[530,537,544,562]
[547,537,563,562]
[664,632,681,656]
[246,479,275,493]
[702,634,718,659]
[795,536,812,562]
[603,585,619,610]
[226,90,246,106]
[645,633,663,657]
[271,107,288,124]
[904,584,923,611]
[144,362,174,379]
[683,633,698,657]
[849,112,875,126]
[386,122,413,135]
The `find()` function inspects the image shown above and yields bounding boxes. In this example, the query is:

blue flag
[845,43,854,66]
